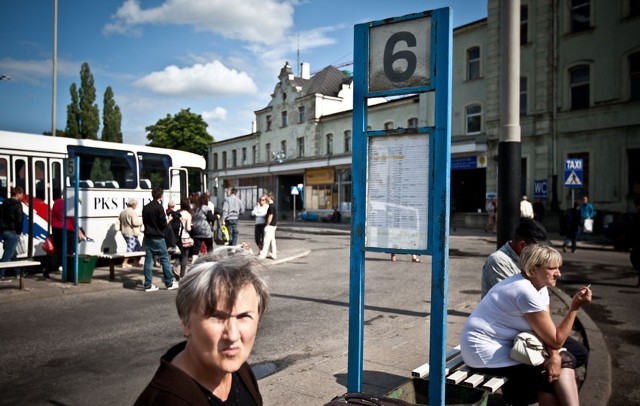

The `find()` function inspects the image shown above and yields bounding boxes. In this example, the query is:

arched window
[569,65,590,109]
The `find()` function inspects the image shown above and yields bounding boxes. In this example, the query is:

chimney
[301,62,310,79]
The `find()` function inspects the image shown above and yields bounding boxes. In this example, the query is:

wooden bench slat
[446,367,470,384]
[461,373,486,388]
[481,376,508,393]
[411,346,463,378]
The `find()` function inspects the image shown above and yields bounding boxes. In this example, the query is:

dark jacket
[134,342,262,406]
[0,198,23,233]
[142,200,168,238]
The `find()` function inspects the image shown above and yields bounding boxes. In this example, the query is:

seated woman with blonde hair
[460,244,592,405]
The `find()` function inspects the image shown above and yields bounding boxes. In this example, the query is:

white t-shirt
[461,273,549,368]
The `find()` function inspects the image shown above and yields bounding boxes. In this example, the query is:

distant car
[603,212,636,251]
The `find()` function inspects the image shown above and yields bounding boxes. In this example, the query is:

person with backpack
[561,201,581,253]
[1,186,24,281]
[174,197,193,279]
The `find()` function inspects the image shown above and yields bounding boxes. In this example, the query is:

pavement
[0,221,612,405]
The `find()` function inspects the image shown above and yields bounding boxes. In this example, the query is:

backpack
[212,217,228,245]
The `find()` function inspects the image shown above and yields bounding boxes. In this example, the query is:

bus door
[0,155,9,199]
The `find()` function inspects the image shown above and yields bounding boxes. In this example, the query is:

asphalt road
[0,225,637,405]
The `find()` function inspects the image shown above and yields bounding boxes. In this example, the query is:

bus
[0,130,206,258]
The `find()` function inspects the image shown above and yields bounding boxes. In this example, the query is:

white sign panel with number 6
[369,16,431,92]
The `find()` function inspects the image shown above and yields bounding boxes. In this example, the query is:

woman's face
[532,263,561,289]
[183,284,260,379]
[259,197,267,206]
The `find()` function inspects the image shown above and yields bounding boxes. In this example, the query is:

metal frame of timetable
[349,8,452,406]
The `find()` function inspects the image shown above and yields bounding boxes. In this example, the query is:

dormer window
[283,92,287,100]
[266,115,272,131]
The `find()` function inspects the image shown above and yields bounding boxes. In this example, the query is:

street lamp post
[51,0,58,137]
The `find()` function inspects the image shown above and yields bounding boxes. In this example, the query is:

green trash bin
[66,255,97,283]
[386,378,489,406]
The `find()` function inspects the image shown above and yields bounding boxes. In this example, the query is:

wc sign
[533,179,548,200]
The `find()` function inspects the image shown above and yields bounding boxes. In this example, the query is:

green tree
[101,86,122,143]
[78,62,100,140]
[145,108,214,156]
[65,83,80,138]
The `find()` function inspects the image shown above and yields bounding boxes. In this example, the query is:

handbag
[16,234,28,255]
[583,218,594,233]
[510,332,548,366]
[42,235,55,255]
[213,219,228,245]
[179,224,194,247]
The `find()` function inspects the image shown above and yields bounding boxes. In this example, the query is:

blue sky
[0,0,487,145]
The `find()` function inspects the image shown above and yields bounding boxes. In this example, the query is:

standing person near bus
[190,194,215,263]
[175,197,193,279]
[117,198,143,268]
[258,193,277,260]
[251,195,269,251]
[45,190,86,279]
[141,186,178,292]
[0,186,24,281]
[222,188,245,247]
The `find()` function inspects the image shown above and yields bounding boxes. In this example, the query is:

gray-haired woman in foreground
[135,249,269,405]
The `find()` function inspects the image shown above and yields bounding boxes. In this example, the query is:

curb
[550,287,611,406]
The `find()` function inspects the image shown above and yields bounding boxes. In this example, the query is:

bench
[0,260,42,290]
[97,252,146,281]
[411,345,508,394]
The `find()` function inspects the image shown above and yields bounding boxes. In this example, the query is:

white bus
[0,130,206,258]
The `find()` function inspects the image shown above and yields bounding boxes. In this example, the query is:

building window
[213,153,218,170]
[570,65,590,109]
[266,115,272,131]
[222,151,227,169]
[520,5,529,44]
[630,52,640,101]
[384,122,394,130]
[407,118,418,128]
[281,140,287,157]
[298,106,305,123]
[467,46,480,80]
[344,130,352,153]
[520,77,528,115]
[297,137,305,158]
[281,110,288,127]
[241,147,247,165]
[570,0,590,33]
[466,104,482,134]
[232,150,237,167]
[326,133,333,156]
[265,143,271,162]
[252,146,256,164]
[629,148,640,198]
[630,0,640,18]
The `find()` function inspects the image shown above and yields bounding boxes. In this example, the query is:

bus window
[51,161,62,204]
[34,160,46,201]
[0,157,7,198]
[70,147,136,189]
[13,158,27,192]
[138,153,171,189]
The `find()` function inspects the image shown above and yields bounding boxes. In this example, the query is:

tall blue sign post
[350,8,452,405]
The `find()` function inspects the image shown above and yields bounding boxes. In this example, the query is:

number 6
[383,31,417,83]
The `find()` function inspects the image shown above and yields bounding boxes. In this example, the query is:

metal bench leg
[19,270,24,290]
[109,260,116,281]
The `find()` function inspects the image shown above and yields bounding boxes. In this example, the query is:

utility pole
[51,0,58,137]
[497,0,521,248]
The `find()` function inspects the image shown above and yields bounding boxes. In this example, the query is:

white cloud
[133,61,257,97]
[202,107,227,122]
[104,0,294,45]
[0,57,81,84]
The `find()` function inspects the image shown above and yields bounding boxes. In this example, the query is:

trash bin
[386,378,489,406]
[66,255,97,283]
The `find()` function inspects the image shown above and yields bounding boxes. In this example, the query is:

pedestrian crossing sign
[564,159,583,187]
